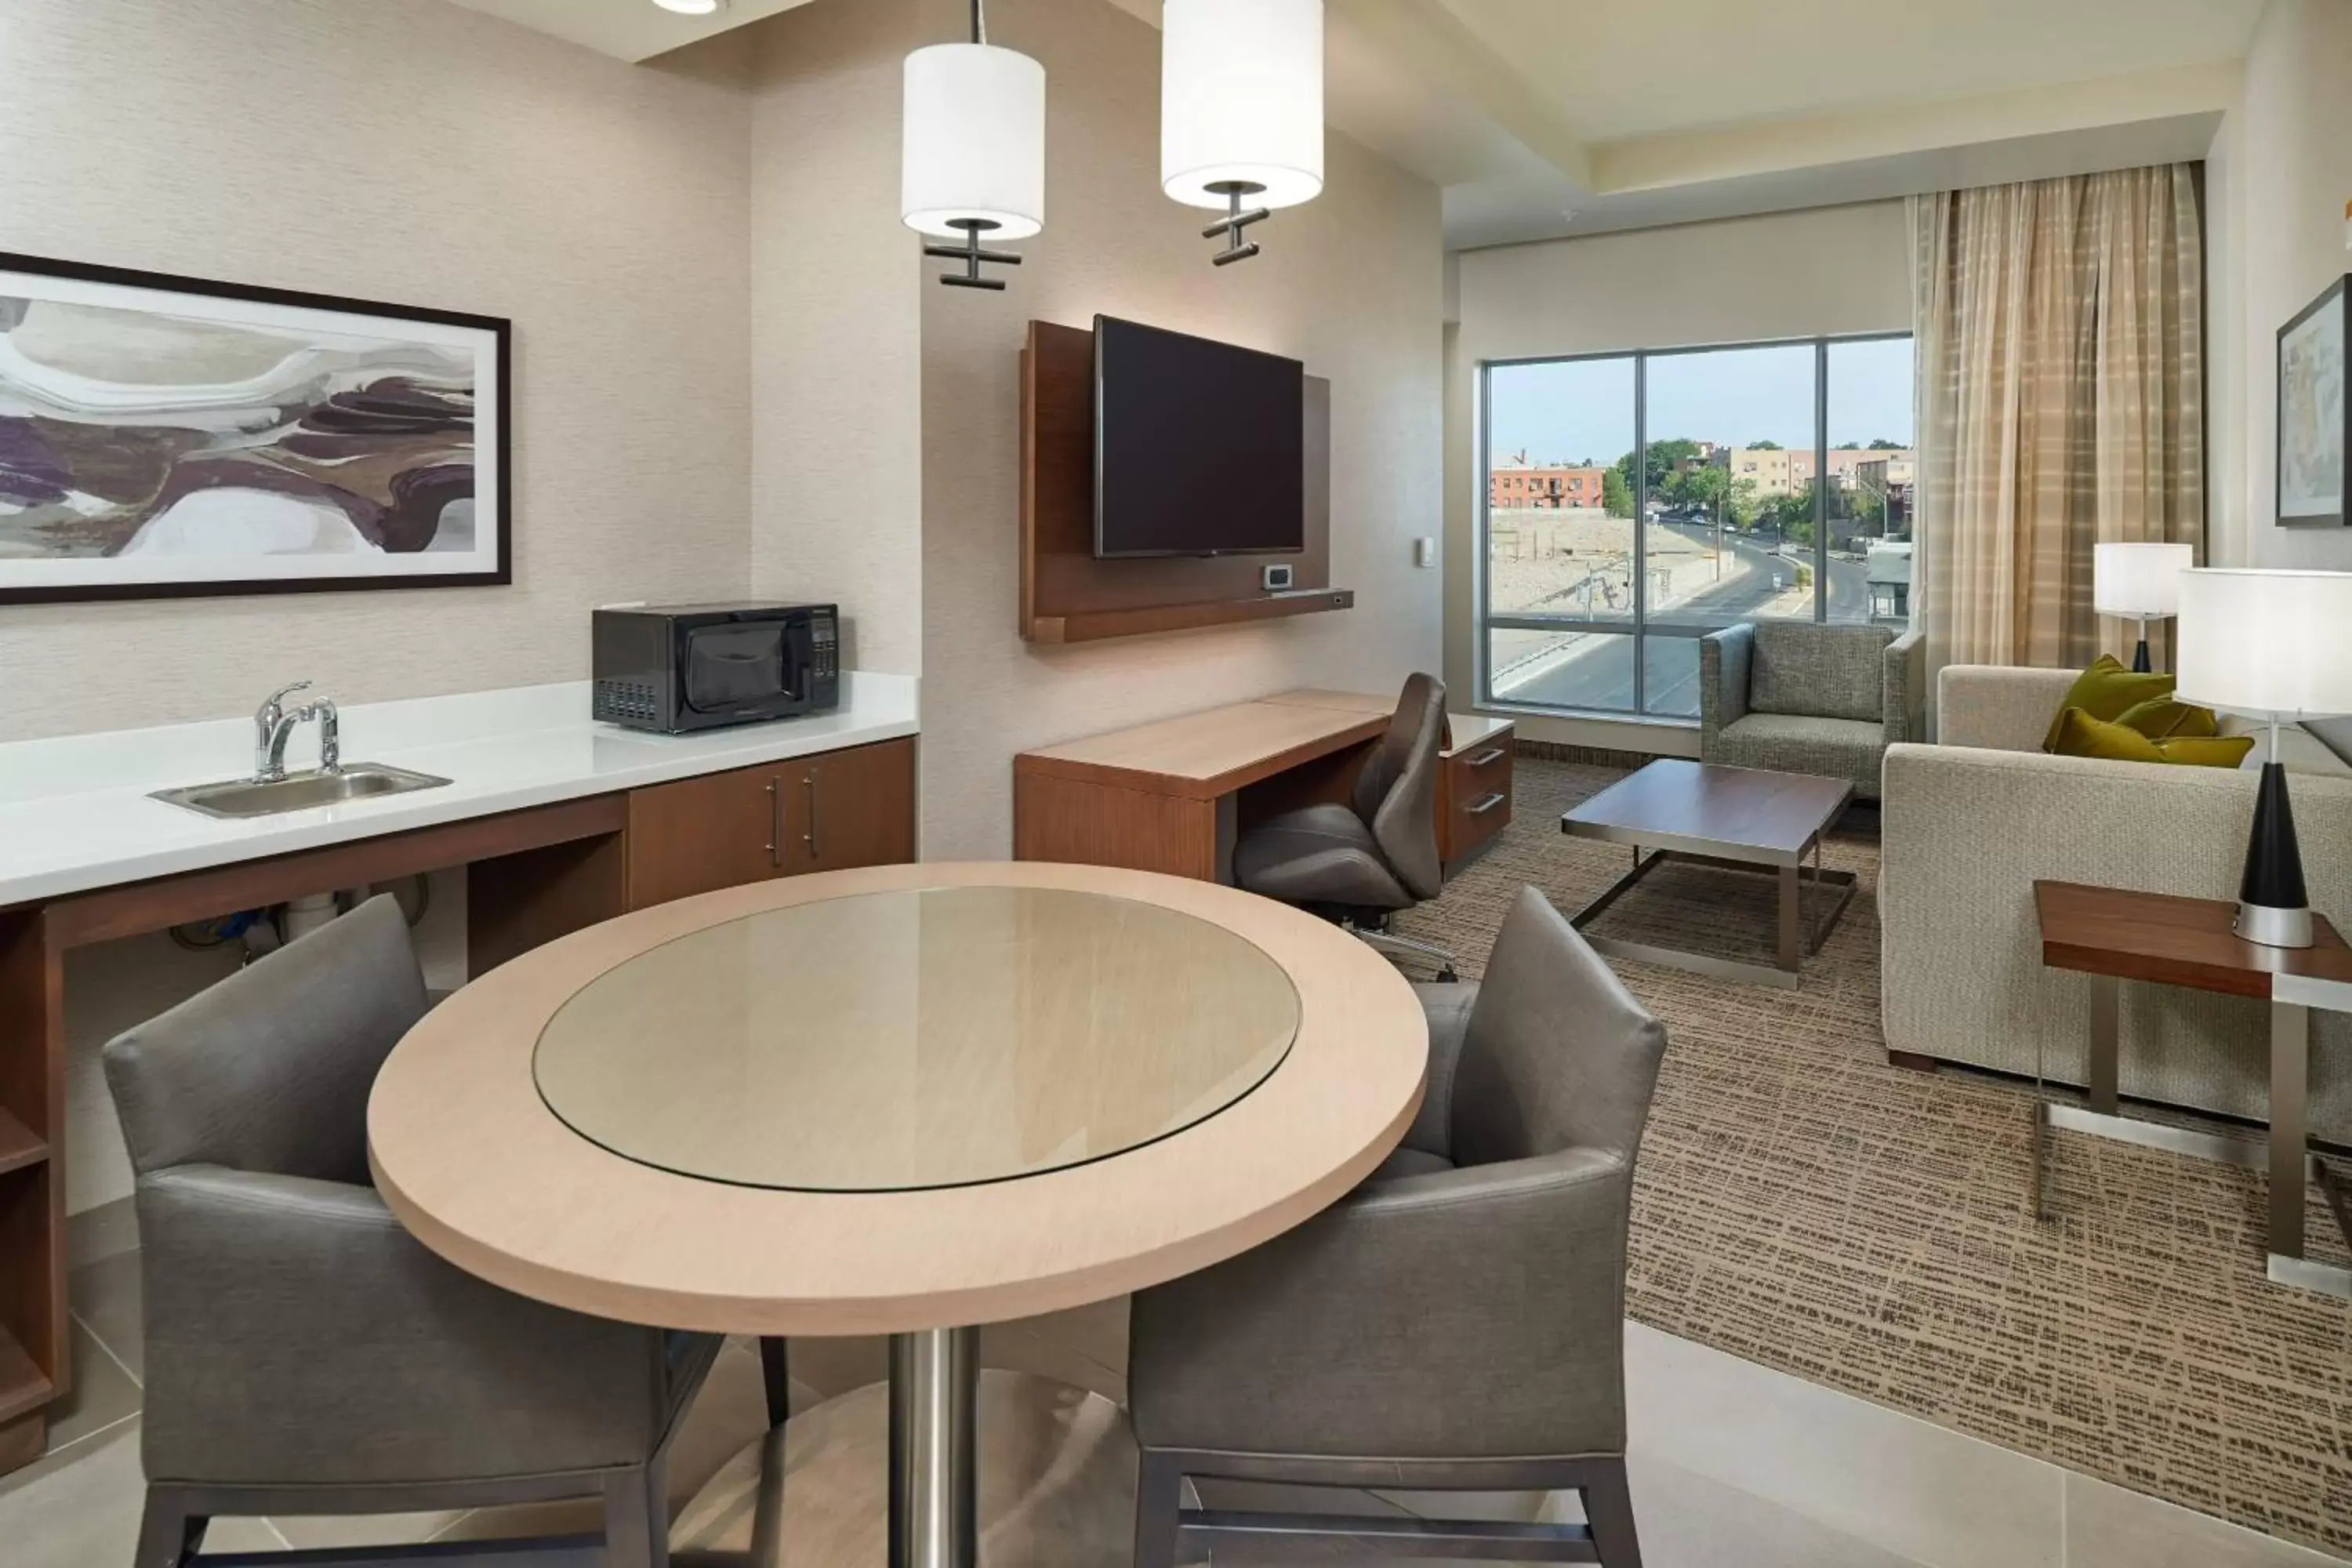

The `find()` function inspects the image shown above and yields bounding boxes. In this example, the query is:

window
[1479,333,1914,720]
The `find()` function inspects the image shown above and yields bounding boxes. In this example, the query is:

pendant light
[1161,0,1324,266]
[902,0,1045,292]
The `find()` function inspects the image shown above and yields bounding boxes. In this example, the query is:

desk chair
[1233,671,1460,979]
[102,895,719,1568]
[1128,887,1667,1566]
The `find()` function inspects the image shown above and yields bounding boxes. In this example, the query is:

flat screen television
[1093,315,1305,558]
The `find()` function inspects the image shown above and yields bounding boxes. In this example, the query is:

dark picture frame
[0,251,511,604]
[2277,272,2347,529]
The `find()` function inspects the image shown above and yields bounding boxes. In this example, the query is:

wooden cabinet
[624,738,917,909]
[1438,722,1514,872]
[784,739,919,876]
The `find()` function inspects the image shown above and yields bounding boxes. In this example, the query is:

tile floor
[1,1247,2339,1566]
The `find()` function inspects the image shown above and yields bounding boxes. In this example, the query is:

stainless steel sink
[151,763,453,819]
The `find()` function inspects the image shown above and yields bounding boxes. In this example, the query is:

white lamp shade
[1161,0,1323,211]
[902,43,1045,241]
[2092,541,2193,618]
[2176,568,2352,718]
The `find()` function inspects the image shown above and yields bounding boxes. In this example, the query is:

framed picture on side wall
[0,252,510,604]
[2278,273,2347,528]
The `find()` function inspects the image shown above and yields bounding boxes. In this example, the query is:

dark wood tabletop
[1560,759,1852,865]
[2033,880,2352,999]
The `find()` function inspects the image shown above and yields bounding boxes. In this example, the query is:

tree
[1747,439,1782,450]
[1602,465,1634,519]
[1867,437,1905,450]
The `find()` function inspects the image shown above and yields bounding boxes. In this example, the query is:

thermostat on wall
[1262,564,1295,591]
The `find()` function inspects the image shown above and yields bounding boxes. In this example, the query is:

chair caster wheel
[1436,967,1459,983]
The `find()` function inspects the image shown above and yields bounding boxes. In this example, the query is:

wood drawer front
[1443,739,1513,862]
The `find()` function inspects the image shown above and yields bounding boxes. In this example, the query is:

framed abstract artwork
[2278,273,2347,529]
[0,252,509,604]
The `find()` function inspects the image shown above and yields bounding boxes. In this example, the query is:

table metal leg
[2086,977,2120,1116]
[891,1327,979,1568]
[2270,1003,2310,1265]
[1776,863,1800,972]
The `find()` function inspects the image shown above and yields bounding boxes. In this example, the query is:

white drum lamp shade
[1162,0,1324,211]
[2175,568,2352,949]
[902,42,1044,241]
[2092,541,2194,617]
[2176,568,2352,720]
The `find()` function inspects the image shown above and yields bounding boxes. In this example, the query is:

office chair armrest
[1883,627,1927,745]
[1700,624,1754,742]
[135,1166,703,1490]
[1129,1148,1634,1463]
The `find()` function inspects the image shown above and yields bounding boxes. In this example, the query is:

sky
[1487,336,1915,466]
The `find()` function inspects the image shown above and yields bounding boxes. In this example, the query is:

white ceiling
[440,0,2265,249]
[1433,0,2265,143]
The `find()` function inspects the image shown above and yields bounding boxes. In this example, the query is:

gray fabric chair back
[1749,621,1896,722]
[103,895,426,1185]
[1348,672,1447,901]
[1450,886,1668,1170]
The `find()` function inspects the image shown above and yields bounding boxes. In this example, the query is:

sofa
[1699,621,1926,800]
[1881,663,2352,1142]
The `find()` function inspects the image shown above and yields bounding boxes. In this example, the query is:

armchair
[1127,887,1667,1566]
[103,895,719,1568]
[1699,620,1924,799]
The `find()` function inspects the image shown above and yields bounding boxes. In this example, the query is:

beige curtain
[1912,165,2204,672]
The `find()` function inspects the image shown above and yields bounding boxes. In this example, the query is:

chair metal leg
[133,1490,206,1568]
[1133,1449,1185,1568]
[1582,1460,1642,1568]
[604,1463,666,1568]
[760,1336,793,1428]
[1349,924,1461,982]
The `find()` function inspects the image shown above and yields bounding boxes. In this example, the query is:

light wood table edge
[368,860,1428,1337]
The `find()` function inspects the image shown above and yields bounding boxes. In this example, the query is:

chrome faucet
[252,681,342,782]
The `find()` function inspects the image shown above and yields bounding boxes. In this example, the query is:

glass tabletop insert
[534,884,1303,1192]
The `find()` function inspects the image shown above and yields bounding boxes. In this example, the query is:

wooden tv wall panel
[1019,319,1352,644]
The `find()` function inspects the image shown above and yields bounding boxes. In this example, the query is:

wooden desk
[1014,691,1514,882]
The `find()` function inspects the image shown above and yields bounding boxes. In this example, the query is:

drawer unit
[1438,724,1514,871]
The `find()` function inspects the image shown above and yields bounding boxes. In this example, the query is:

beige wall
[2209,0,2352,570]
[0,0,755,742]
[748,0,925,674]
[915,0,1445,858]
[1445,202,1913,753]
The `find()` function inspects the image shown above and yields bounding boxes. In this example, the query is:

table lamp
[2094,541,2194,672]
[2176,568,2352,949]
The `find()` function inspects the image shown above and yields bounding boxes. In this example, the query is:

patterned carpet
[1390,756,2352,1559]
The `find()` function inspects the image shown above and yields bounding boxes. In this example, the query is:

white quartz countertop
[0,673,918,909]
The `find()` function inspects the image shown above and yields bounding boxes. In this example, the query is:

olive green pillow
[2111,696,2220,742]
[2041,655,2176,751]
[2047,707,2255,769]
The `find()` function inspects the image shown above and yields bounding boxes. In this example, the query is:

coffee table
[1559,759,1856,989]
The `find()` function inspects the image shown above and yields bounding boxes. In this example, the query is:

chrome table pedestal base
[670,1360,1137,1567]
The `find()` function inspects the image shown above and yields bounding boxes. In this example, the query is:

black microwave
[592,602,840,734]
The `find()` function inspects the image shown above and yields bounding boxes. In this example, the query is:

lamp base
[2132,636,2151,673]
[2235,899,2314,949]
[2237,756,2312,949]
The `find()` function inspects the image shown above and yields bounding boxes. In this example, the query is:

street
[1492,518,1871,715]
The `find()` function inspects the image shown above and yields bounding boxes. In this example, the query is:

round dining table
[367,859,1428,1567]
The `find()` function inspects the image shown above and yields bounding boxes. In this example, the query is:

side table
[2034,880,2352,1299]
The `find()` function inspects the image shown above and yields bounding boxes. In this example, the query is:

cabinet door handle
[1465,747,1507,768]
[766,778,783,868]
[1466,791,1508,815]
[803,770,820,860]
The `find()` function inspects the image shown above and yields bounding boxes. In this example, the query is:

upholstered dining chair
[103,895,719,1568]
[1126,885,1668,1566]
[1233,670,1460,978]
[1700,619,1926,800]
